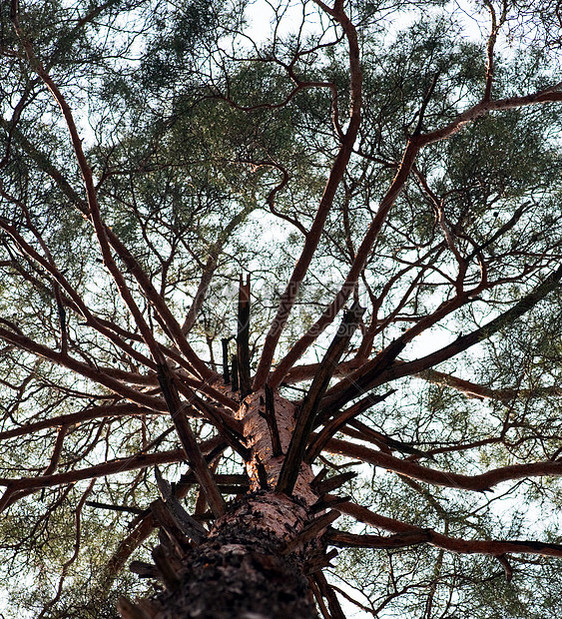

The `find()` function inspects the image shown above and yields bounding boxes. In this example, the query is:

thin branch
[328,262,562,409]
[253,4,363,388]
[268,137,423,388]
[43,424,69,476]
[85,501,145,515]
[416,368,562,402]
[9,6,214,383]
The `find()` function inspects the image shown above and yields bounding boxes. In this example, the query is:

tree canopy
[2,0,562,617]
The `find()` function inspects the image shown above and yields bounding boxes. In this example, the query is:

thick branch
[416,368,562,402]
[307,390,394,463]
[237,275,251,397]
[336,500,562,558]
[0,404,153,440]
[327,437,562,492]
[0,325,166,409]
[276,302,363,495]
[328,528,431,549]
[0,449,186,492]
[420,87,562,147]
[157,363,226,517]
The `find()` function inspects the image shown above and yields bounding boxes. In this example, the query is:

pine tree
[3,1,562,617]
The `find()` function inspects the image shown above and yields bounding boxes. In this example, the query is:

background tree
[2,0,562,617]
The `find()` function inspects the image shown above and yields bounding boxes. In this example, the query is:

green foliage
[4,0,562,617]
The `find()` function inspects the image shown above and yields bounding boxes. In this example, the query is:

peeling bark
[237,390,316,504]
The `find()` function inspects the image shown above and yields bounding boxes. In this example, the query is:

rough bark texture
[130,392,323,618]
[147,492,319,619]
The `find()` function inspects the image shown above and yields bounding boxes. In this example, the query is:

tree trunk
[145,492,319,619]
[121,391,323,619]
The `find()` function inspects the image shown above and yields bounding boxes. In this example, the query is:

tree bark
[125,391,323,619]
[146,492,319,619]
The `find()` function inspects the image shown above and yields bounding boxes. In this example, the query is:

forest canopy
[2,0,562,617]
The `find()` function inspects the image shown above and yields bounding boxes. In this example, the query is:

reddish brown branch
[253,4,363,389]
[0,449,186,492]
[268,82,562,388]
[327,437,562,492]
[416,368,562,402]
[43,425,69,476]
[37,479,96,619]
[0,404,156,440]
[0,212,158,372]
[420,87,562,147]
[0,325,166,409]
[268,136,422,388]
[10,2,166,368]
[482,0,507,102]
[336,500,562,559]
[10,4,214,385]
